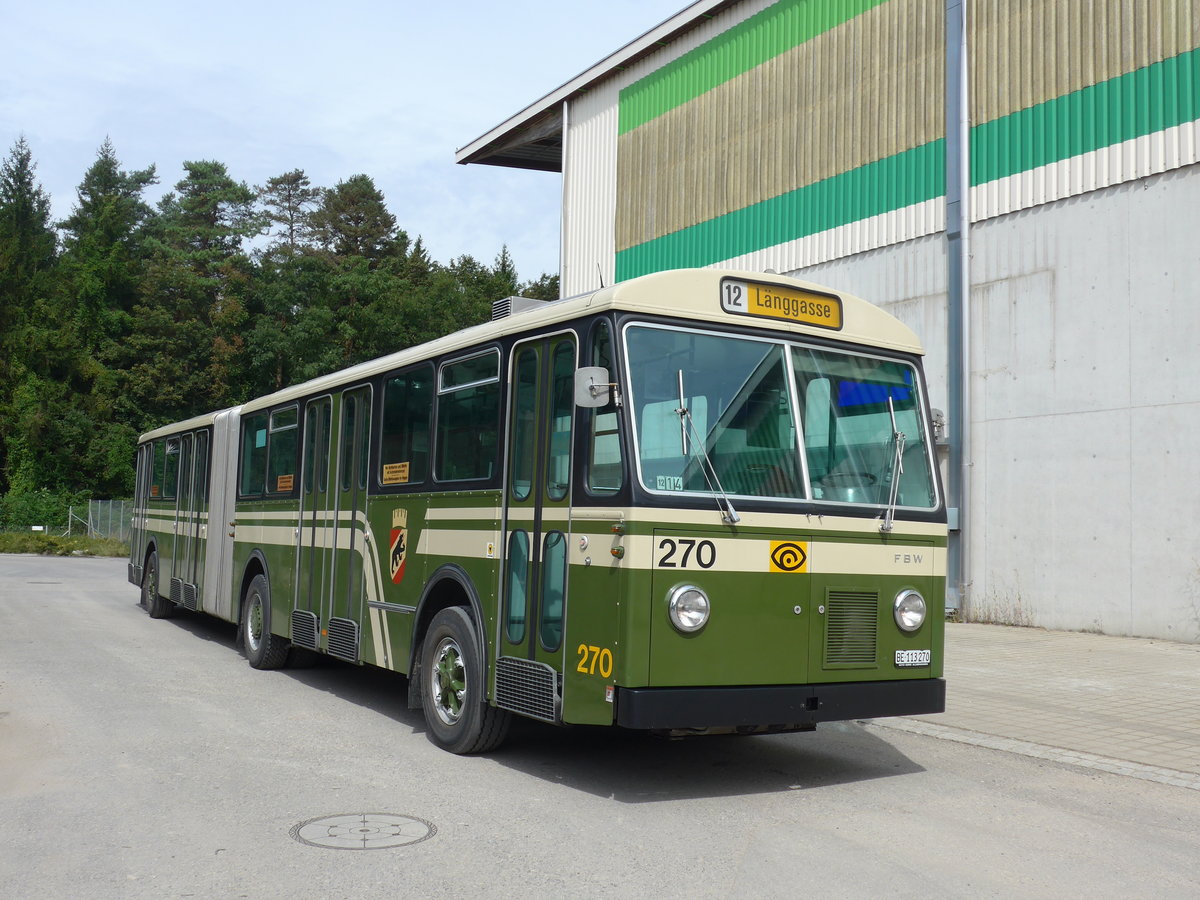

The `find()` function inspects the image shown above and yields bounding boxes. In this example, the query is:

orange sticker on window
[276,474,294,492]
[382,462,410,485]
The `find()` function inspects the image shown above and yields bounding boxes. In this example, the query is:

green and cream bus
[129,268,945,753]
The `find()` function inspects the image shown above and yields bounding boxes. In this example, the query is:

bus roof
[139,407,241,443]
[143,268,923,433]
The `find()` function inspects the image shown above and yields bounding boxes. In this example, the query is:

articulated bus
[129,268,945,753]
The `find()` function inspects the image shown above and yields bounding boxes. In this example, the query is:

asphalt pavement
[873,622,1200,791]
[4,554,1198,791]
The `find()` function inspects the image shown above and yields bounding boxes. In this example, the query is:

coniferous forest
[0,137,558,523]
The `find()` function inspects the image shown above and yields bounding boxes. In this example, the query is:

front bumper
[614,678,945,730]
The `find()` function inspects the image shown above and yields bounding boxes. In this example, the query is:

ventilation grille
[327,617,359,663]
[495,657,558,722]
[491,295,549,320]
[181,582,199,611]
[824,590,879,666]
[291,610,320,651]
[169,577,183,606]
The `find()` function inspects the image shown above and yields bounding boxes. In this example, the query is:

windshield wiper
[880,395,905,533]
[677,369,740,525]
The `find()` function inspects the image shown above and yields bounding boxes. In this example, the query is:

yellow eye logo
[770,541,808,573]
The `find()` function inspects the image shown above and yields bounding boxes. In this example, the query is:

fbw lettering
[894,553,924,564]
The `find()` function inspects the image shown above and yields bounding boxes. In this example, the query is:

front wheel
[241,574,288,670]
[421,606,510,754]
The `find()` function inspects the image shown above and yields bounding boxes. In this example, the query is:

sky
[2,0,689,282]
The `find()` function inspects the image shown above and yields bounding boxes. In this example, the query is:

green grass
[0,533,129,557]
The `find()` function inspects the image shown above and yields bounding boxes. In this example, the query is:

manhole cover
[289,813,436,850]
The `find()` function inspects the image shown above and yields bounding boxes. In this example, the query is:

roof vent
[492,295,551,320]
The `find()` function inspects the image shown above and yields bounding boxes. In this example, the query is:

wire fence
[79,500,134,543]
[0,498,133,541]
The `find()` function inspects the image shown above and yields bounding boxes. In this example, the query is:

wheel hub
[430,637,466,725]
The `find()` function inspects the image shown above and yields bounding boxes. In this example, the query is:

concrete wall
[789,163,1200,642]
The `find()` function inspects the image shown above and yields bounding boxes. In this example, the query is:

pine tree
[59,138,157,337]
[124,161,262,427]
[0,137,59,494]
[50,139,159,495]
[311,174,397,264]
[257,168,320,256]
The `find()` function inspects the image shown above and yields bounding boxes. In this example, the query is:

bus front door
[328,386,372,663]
[498,336,576,723]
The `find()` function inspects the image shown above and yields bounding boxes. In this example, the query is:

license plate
[895,649,931,667]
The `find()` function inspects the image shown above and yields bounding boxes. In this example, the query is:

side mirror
[574,367,612,408]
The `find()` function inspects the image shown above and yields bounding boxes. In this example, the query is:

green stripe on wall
[618,0,887,135]
[971,46,1200,185]
[616,47,1200,280]
[616,140,945,281]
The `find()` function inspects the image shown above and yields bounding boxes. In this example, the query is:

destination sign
[720,278,843,330]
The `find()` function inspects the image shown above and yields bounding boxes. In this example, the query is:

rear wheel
[421,606,510,754]
[241,574,288,669]
[142,551,174,619]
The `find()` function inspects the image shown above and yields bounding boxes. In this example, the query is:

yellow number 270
[576,643,614,678]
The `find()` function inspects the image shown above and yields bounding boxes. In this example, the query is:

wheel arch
[235,550,272,636]
[408,564,488,708]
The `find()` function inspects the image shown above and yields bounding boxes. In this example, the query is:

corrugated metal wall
[563,90,620,294]
[603,0,1200,282]
[969,0,1200,220]
[562,0,778,295]
[615,0,945,279]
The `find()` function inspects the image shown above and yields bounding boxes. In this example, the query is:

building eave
[454,0,739,172]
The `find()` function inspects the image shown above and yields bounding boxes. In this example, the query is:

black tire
[241,574,288,670]
[142,551,174,619]
[420,606,510,754]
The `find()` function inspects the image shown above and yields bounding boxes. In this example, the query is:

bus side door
[293,397,332,652]
[497,336,576,722]
[328,386,372,662]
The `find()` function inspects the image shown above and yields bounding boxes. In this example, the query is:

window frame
[378,362,435,492]
[620,319,941,513]
[434,347,502,485]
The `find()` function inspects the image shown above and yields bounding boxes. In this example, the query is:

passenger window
[539,531,566,650]
[178,434,192,504]
[240,413,269,496]
[266,406,298,494]
[505,530,530,643]
[510,349,538,501]
[436,350,500,482]
[151,441,165,499]
[381,367,433,486]
[195,431,210,502]
[163,438,180,500]
[546,342,574,502]
[303,400,332,496]
[340,396,357,492]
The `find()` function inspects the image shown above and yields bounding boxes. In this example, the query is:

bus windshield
[624,324,937,509]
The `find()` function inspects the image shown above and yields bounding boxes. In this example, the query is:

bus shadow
[490,718,925,802]
[152,606,243,657]
[151,607,924,802]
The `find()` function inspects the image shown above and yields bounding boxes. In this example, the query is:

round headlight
[667,585,710,633]
[894,589,927,632]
